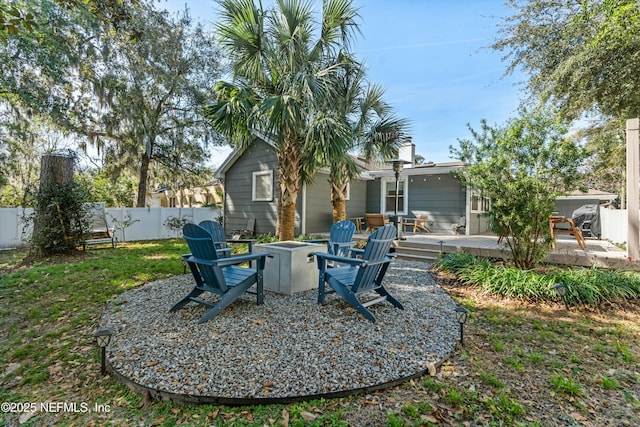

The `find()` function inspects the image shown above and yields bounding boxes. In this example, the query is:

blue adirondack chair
[171,223,269,324]
[181,220,231,274]
[314,224,404,322]
[200,219,255,253]
[304,219,356,258]
[199,220,232,257]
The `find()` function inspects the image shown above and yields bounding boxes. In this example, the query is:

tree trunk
[33,152,77,254]
[39,153,75,188]
[331,178,348,223]
[136,152,151,207]
[276,136,302,241]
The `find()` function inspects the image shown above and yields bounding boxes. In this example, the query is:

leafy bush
[434,251,490,274]
[434,252,640,305]
[29,182,90,255]
[163,213,192,236]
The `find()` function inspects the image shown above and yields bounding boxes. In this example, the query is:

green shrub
[434,252,640,305]
[29,182,90,255]
[433,251,489,274]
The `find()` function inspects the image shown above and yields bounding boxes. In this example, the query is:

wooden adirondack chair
[304,219,356,258]
[364,213,388,233]
[171,223,269,324]
[402,215,431,234]
[314,224,404,322]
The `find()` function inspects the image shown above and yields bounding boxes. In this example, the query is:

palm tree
[206,0,360,240]
[313,59,410,222]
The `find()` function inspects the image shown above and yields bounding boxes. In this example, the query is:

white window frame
[470,188,491,213]
[252,170,274,202]
[380,177,408,215]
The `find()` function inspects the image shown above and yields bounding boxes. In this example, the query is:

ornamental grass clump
[434,252,640,305]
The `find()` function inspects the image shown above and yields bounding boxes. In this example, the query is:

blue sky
[162,0,525,166]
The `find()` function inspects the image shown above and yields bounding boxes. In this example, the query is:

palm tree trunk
[276,136,302,241]
[331,179,348,222]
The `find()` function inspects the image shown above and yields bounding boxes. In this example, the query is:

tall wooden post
[626,118,640,260]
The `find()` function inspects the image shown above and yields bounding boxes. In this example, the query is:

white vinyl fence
[598,206,628,245]
[0,207,221,249]
[0,205,633,249]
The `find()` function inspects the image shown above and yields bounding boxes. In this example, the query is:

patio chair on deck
[403,215,431,234]
[364,213,388,233]
[314,224,404,322]
[304,219,356,258]
[171,223,269,324]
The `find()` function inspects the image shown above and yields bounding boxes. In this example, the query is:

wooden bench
[549,216,586,250]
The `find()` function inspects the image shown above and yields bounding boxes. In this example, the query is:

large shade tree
[493,0,640,199]
[1,0,139,42]
[1,1,220,207]
[84,4,222,207]
[206,0,360,240]
[0,0,106,193]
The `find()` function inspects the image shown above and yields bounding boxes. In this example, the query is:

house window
[382,178,407,214]
[252,170,273,201]
[169,197,177,208]
[471,189,490,213]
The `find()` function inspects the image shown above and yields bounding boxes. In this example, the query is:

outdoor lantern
[92,328,114,376]
[454,306,469,346]
[551,283,569,310]
[386,158,411,239]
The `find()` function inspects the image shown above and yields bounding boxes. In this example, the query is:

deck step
[393,241,442,264]
[394,253,439,264]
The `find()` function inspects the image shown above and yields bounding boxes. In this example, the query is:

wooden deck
[351,232,636,270]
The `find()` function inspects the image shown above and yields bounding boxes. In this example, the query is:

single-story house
[215,136,369,235]
[214,135,492,236]
[214,135,617,237]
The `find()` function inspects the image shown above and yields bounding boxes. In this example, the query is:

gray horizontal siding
[303,175,369,234]
[367,172,466,234]
[304,173,333,234]
[406,173,466,234]
[346,179,368,219]
[366,179,381,213]
[223,139,279,236]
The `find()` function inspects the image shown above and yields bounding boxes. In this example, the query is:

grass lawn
[1,240,639,426]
